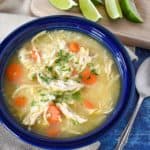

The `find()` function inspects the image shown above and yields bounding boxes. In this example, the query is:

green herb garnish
[91,69,98,75]
[46,66,53,72]
[31,74,36,80]
[71,119,79,125]
[88,63,98,75]
[56,50,71,63]
[61,66,70,72]
[40,99,49,102]
[72,91,81,100]
[31,101,37,106]
[39,73,51,83]
[40,93,46,96]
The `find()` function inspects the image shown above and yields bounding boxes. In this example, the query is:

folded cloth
[0,0,31,15]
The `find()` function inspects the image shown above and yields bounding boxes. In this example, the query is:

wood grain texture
[30,0,150,49]
[98,0,150,49]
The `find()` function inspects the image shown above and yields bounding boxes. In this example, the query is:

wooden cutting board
[30,0,150,49]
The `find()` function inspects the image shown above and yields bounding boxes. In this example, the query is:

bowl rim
[0,15,135,149]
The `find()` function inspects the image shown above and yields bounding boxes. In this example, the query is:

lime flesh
[79,0,102,22]
[48,0,77,10]
[120,0,143,23]
[105,0,123,19]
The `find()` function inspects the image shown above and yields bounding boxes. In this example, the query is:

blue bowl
[0,16,135,149]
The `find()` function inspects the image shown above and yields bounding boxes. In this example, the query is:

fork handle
[115,96,144,150]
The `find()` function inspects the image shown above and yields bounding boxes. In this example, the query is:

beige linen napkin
[0,0,31,15]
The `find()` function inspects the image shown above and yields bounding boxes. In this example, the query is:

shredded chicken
[75,47,94,72]
[22,102,50,126]
[23,105,44,126]
[57,103,87,124]
[37,76,84,92]
[22,93,55,126]
[31,31,46,46]
[12,84,41,98]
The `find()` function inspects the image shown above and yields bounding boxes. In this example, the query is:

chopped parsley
[56,50,71,64]
[72,91,81,100]
[91,68,98,75]
[61,66,70,72]
[31,101,38,106]
[31,74,36,80]
[88,63,98,75]
[54,91,81,103]
[46,66,53,72]
[40,93,46,96]
[40,99,49,102]
[71,119,79,125]
[38,73,51,83]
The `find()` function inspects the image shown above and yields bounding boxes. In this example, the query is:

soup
[4,30,120,138]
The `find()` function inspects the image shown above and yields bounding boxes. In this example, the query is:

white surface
[0,13,34,41]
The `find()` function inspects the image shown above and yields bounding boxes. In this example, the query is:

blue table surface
[99,48,150,150]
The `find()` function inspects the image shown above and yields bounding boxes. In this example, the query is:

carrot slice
[13,96,27,108]
[84,100,95,109]
[81,67,97,85]
[82,73,97,85]
[6,64,23,83]
[47,104,61,124]
[68,42,80,53]
[47,126,60,137]
[81,67,91,78]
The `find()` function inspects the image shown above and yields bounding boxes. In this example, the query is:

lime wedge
[79,0,102,22]
[120,0,143,23]
[105,0,123,19]
[48,0,77,10]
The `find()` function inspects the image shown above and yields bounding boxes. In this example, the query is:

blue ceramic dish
[0,16,135,149]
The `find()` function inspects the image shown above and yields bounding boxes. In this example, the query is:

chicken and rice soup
[4,30,120,138]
